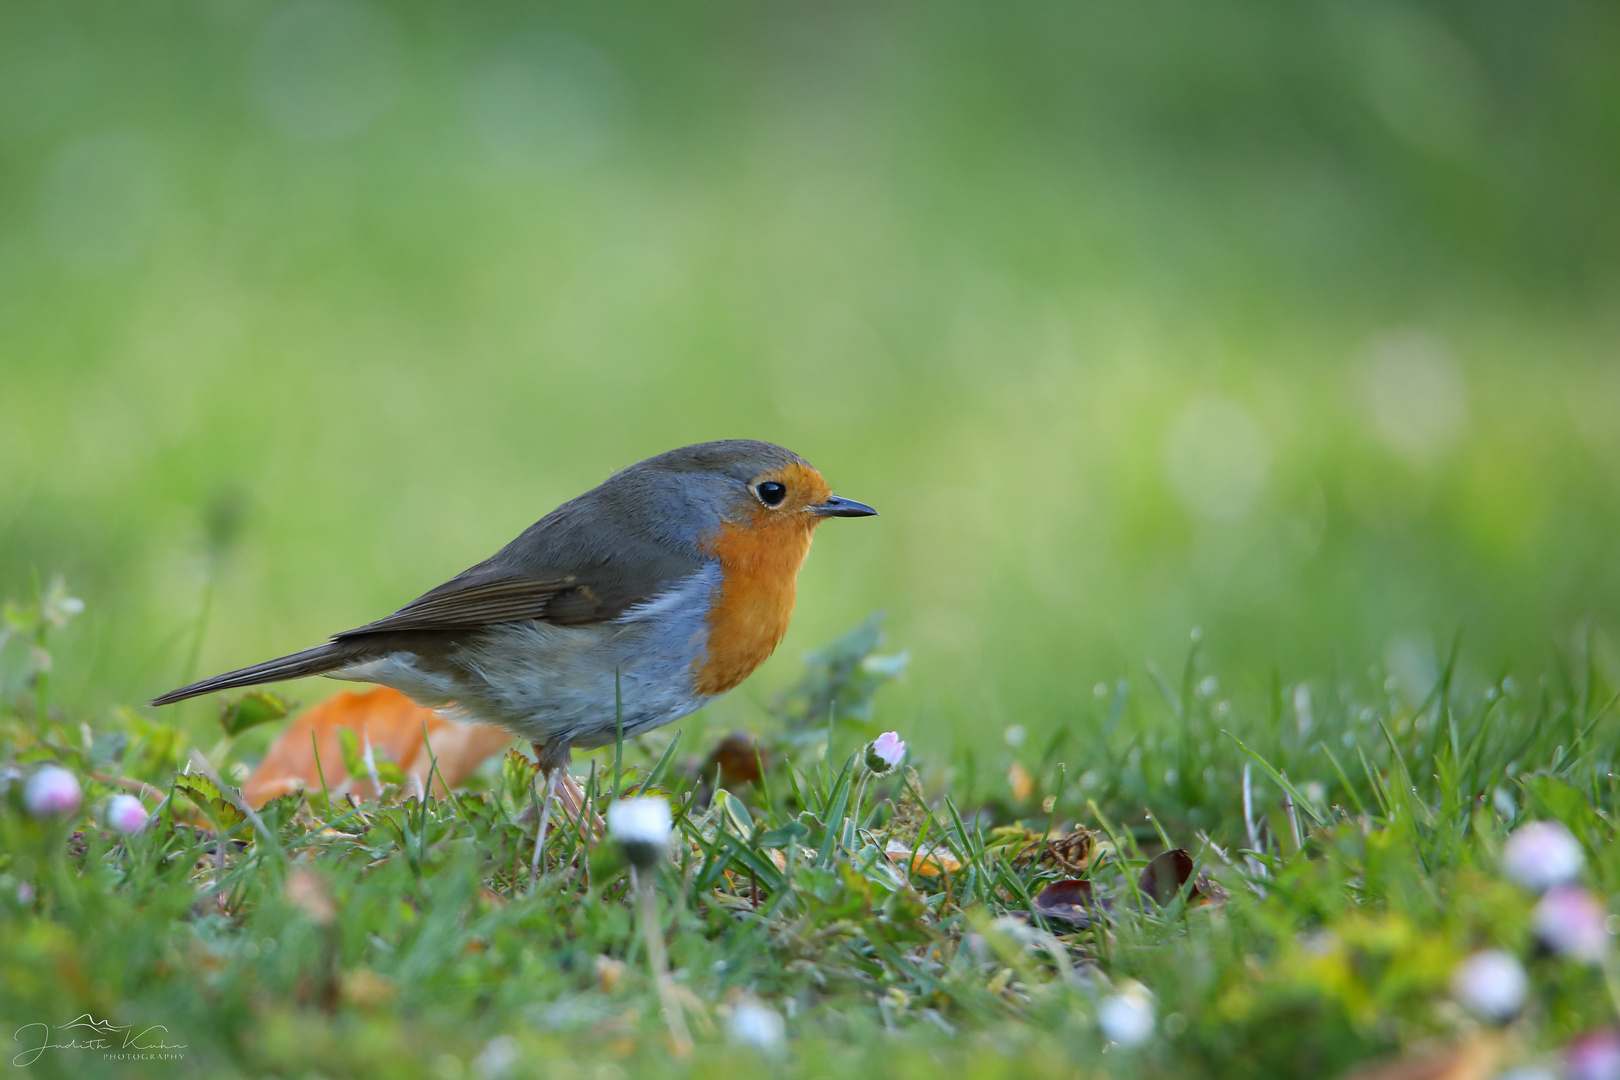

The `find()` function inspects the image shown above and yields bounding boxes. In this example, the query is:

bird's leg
[530,768,560,884]
[530,740,572,885]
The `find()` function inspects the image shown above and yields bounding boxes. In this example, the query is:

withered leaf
[1031,878,1101,927]
[1138,848,1227,908]
[704,731,769,786]
[242,687,513,806]
[1013,826,1100,876]
[884,839,962,877]
[1139,848,1194,905]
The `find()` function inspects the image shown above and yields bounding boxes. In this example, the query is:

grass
[5,0,1620,751]
[4,3,1620,1073]
[3,588,1618,1079]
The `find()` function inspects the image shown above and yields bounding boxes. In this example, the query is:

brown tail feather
[148,642,349,707]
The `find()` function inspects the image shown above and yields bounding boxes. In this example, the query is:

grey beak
[810,494,878,518]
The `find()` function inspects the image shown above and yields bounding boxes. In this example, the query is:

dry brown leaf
[242,687,513,806]
[1031,878,1102,926]
[704,731,769,786]
[884,839,963,877]
[1012,826,1101,875]
[1138,848,1228,908]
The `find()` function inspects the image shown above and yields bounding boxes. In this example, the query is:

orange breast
[693,464,827,696]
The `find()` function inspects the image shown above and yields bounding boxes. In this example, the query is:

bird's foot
[527,740,605,888]
[554,770,605,838]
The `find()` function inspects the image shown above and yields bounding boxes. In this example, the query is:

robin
[152,440,876,862]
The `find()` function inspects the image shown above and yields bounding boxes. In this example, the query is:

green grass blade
[1222,730,1325,827]
[1316,741,1366,816]
[816,753,858,866]
[630,729,683,797]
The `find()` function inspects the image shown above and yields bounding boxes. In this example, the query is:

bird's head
[615,440,876,547]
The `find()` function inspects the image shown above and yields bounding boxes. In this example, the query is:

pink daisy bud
[105,794,149,835]
[1534,885,1611,963]
[1503,821,1584,892]
[24,765,82,819]
[865,731,905,774]
[1567,1029,1620,1080]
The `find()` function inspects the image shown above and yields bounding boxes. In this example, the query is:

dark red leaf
[705,731,769,786]
[1032,878,1100,926]
[1139,849,1194,905]
[1138,848,1227,907]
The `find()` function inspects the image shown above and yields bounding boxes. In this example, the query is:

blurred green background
[4,0,1619,757]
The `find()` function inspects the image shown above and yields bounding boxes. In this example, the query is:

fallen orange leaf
[884,839,963,877]
[242,687,513,806]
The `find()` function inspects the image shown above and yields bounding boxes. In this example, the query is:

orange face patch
[693,462,831,696]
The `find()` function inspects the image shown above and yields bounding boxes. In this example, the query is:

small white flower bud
[606,796,672,869]
[1450,949,1527,1021]
[472,1034,520,1080]
[24,765,82,819]
[727,999,785,1053]
[1098,983,1155,1047]
[1503,821,1584,892]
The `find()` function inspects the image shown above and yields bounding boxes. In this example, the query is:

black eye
[756,481,787,506]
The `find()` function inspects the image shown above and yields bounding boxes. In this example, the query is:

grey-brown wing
[334,575,566,636]
[333,547,703,638]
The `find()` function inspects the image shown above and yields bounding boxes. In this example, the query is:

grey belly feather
[330,564,722,749]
